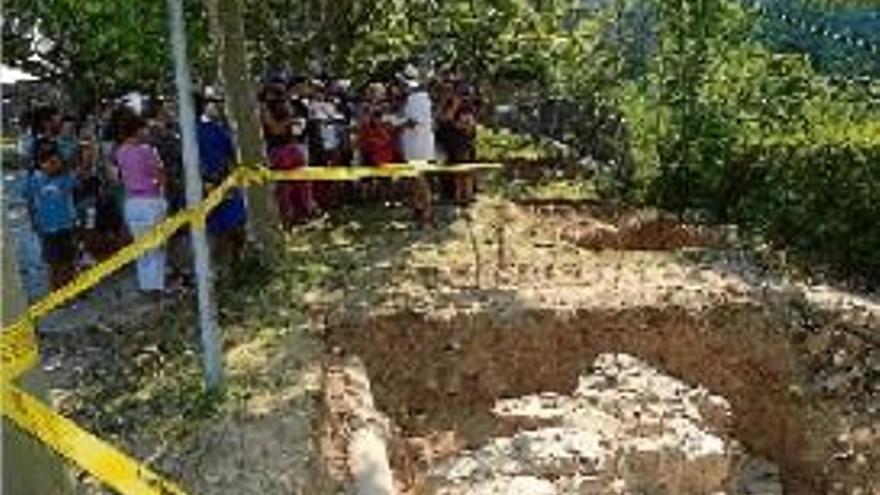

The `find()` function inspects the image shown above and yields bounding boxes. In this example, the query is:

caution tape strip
[1,162,501,381]
[0,161,501,495]
[0,321,38,382]
[2,384,187,495]
[0,171,245,378]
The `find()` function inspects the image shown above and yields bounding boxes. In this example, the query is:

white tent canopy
[1,65,39,85]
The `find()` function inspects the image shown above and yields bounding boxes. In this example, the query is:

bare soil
[318,198,880,495]
[35,192,879,495]
[327,305,822,493]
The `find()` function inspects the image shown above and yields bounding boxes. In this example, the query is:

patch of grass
[53,201,440,468]
[476,126,558,162]
[502,178,599,203]
[522,179,599,202]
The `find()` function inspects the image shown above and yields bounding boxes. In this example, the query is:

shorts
[41,229,77,265]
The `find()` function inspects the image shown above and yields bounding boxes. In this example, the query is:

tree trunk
[2,225,72,495]
[207,0,280,248]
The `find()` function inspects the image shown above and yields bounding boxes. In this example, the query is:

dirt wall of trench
[327,304,837,494]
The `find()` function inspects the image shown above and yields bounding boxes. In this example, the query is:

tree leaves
[3,0,208,108]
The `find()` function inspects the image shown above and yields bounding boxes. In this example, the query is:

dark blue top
[196,118,247,235]
[24,171,77,234]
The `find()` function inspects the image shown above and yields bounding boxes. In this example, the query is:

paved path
[3,170,154,334]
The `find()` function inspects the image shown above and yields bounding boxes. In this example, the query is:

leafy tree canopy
[2,0,208,108]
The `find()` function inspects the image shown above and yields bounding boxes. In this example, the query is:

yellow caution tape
[0,160,502,495]
[1,161,503,360]
[0,172,243,381]
[257,163,502,183]
[1,384,188,495]
[0,320,38,381]
[1,162,503,377]
[262,165,420,182]
[6,173,242,336]
[417,162,504,174]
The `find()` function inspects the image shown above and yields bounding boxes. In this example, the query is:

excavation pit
[323,304,848,495]
[523,204,724,251]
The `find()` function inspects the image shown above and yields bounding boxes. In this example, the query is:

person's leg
[125,198,167,292]
[53,259,76,290]
[451,174,463,204]
[48,262,65,291]
[211,225,246,269]
[124,199,150,291]
[43,231,77,290]
[463,172,476,204]
[57,230,78,288]
[81,229,102,264]
[288,182,313,223]
[409,177,432,227]
[229,225,246,263]
[275,184,293,228]
[144,199,168,291]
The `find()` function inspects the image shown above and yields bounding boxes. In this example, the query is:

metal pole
[166,0,225,391]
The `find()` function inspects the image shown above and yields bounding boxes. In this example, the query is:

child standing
[25,140,79,290]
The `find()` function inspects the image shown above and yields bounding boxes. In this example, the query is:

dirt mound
[536,206,722,251]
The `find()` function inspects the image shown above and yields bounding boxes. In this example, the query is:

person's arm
[455,111,477,135]
[149,145,167,189]
[23,174,39,230]
[263,110,288,136]
[105,146,121,185]
[22,174,35,215]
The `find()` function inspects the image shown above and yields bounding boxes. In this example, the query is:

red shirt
[358,116,398,166]
[269,143,305,171]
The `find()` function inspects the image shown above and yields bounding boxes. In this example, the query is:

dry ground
[36,187,879,494]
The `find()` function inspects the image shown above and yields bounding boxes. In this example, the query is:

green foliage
[3,0,209,108]
[755,0,880,78]
[4,0,876,281]
[476,126,560,162]
[739,143,880,280]
[242,0,573,86]
[608,0,880,282]
[1,141,20,170]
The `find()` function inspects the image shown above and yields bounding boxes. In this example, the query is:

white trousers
[401,127,436,162]
[124,197,168,291]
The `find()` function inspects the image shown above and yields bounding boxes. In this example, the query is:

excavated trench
[326,304,837,494]
[315,199,878,494]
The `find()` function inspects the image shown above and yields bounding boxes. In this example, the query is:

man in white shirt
[396,64,434,225]
[399,65,436,163]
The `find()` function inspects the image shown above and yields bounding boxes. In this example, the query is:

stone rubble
[424,354,784,495]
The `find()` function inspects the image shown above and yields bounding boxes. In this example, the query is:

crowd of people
[16,64,481,301]
[261,65,480,226]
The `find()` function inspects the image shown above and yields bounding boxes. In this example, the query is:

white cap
[204,85,222,100]
[403,63,419,80]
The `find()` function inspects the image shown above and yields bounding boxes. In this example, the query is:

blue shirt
[56,136,78,166]
[196,118,246,235]
[24,171,77,234]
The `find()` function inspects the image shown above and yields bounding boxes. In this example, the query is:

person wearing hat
[195,91,247,263]
[398,64,436,163]
[396,65,435,226]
